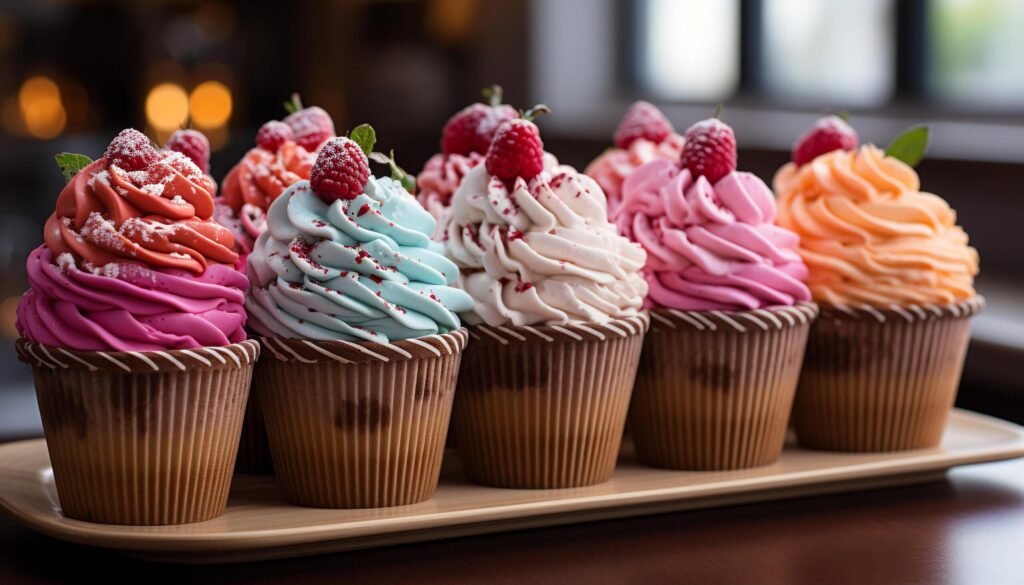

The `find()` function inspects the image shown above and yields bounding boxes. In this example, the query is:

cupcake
[218,98,335,473]
[445,108,650,488]
[416,85,517,240]
[617,116,816,470]
[775,117,981,451]
[246,127,473,508]
[15,129,257,525]
[586,101,684,216]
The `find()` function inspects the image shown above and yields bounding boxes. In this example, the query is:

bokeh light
[145,82,189,132]
[18,76,66,139]
[189,80,232,129]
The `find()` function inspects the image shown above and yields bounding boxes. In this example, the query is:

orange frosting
[44,152,238,274]
[220,141,316,213]
[773,145,978,307]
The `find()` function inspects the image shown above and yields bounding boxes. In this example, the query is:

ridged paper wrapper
[630,304,817,470]
[793,297,984,452]
[254,330,468,508]
[16,339,259,526]
[453,314,649,489]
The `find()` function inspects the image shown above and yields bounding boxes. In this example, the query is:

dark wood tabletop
[1,453,1023,585]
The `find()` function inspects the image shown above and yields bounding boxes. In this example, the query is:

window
[928,0,1024,109]
[638,0,740,102]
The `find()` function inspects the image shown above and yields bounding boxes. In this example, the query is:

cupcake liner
[630,304,817,470]
[453,314,649,489]
[793,297,984,452]
[234,397,273,475]
[16,339,259,526]
[254,330,468,508]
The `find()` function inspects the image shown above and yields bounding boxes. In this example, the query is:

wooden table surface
[1,453,1022,584]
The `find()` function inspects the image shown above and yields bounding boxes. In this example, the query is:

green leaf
[349,124,376,156]
[284,92,302,114]
[368,149,416,194]
[885,125,929,167]
[55,153,93,183]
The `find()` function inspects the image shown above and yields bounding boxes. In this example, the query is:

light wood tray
[2,408,1023,564]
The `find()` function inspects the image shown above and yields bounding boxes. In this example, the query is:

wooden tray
[2,408,1023,564]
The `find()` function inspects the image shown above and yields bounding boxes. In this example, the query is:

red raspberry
[309,137,370,203]
[679,118,737,184]
[283,106,335,151]
[105,128,159,171]
[164,129,210,173]
[485,119,546,182]
[792,115,859,165]
[441,103,518,156]
[256,120,294,152]
[614,101,674,149]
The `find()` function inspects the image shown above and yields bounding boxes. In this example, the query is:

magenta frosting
[213,199,266,269]
[617,159,810,311]
[17,246,248,351]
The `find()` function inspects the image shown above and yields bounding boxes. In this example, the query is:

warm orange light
[428,0,476,44]
[189,80,232,129]
[18,76,66,139]
[145,83,189,132]
[0,295,21,340]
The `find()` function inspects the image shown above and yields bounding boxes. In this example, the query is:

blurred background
[0,0,1021,438]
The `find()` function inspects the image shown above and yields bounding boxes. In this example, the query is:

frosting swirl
[18,246,247,351]
[446,164,648,326]
[416,152,483,240]
[618,160,810,311]
[585,134,684,215]
[44,152,237,274]
[246,177,472,342]
[774,145,978,306]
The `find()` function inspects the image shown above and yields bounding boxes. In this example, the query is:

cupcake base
[254,331,467,508]
[793,297,984,452]
[453,315,648,489]
[16,340,259,526]
[630,304,817,470]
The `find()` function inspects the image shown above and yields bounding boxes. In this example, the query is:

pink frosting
[585,134,684,215]
[416,152,483,239]
[17,246,247,351]
[617,159,810,311]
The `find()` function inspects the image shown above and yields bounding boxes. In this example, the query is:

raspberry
[792,115,859,165]
[614,101,673,149]
[485,119,546,182]
[164,129,210,173]
[256,120,294,152]
[283,105,335,151]
[309,137,370,203]
[441,103,518,156]
[105,128,159,171]
[679,118,737,184]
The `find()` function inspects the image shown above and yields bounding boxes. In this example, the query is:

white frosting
[446,164,648,326]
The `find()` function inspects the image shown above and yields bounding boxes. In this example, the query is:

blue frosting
[246,177,472,342]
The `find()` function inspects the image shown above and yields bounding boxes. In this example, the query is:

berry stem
[522,104,551,122]
[482,84,504,107]
[714,104,725,119]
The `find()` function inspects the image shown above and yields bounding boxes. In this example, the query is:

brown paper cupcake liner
[16,339,259,526]
[630,304,817,470]
[453,314,649,489]
[234,397,274,475]
[254,330,468,508]
[793,297,984,452]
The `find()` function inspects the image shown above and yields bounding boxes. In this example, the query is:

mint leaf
[369,150,416,194]
[55,153,93,183]
[284,92,302,114]
[885,125,929,167]
[349,124,376,156]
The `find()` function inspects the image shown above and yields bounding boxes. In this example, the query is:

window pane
[639,0,740,101]
[760,0,896,107]
[929,0,1024,108]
